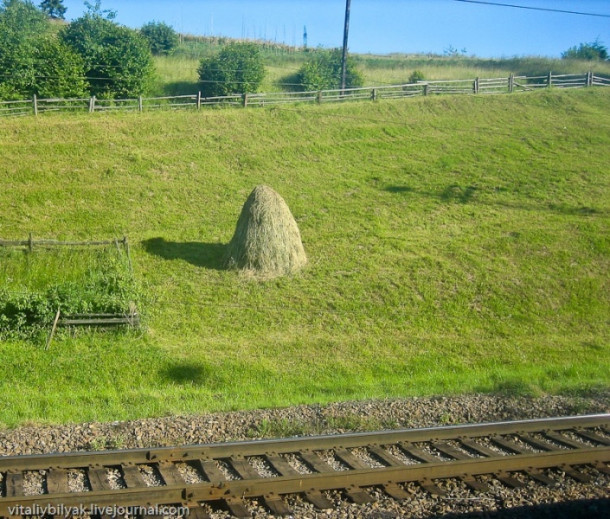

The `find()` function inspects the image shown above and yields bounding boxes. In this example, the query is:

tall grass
[151,42,610,96]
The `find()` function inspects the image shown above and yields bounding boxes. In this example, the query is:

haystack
[224,185,307,278]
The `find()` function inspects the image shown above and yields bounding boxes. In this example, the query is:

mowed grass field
[0,88,609,428]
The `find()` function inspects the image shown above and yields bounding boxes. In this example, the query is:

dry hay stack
[224,185,307,278]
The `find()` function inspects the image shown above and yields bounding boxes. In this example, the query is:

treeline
[0,0,365,101]
[0,0,155,100]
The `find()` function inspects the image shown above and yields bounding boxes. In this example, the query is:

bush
[0,0,48,98]
[409,70,425,83]
[296,48,364,91]
[198,42,265,97]
[140,21,180,55]
[61,12,154,98]
[31,37,88,98]
[562,39,609,61]
[0,0,86,99]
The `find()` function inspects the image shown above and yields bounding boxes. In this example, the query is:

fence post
[242,93,248,107]
[509,73,514,93]
[587,71,593,87]
[547,71,552,88]
[317,90,322,104]
[197,91,202,109]
[138,96,143,112]
[32,94,38,116]
[423,83,429,96]
[89,96,96,113]
[474,77,479,94]
[371,88,377,101]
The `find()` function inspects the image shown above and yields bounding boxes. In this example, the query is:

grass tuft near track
[0,88,608,427]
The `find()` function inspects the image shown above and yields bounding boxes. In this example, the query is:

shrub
[60,12,154,98]
[0,0,86,99]
[562,39,609,61]
[409,70,425,83]
[31,37,88,98]
[296,48,364,91]
[140,21,180,55]
[198,42,265,97]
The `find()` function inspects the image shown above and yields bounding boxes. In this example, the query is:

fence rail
[1,71,608,119]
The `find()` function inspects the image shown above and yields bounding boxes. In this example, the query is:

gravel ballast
[1,394,608,518]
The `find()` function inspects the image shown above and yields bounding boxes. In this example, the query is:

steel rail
[1,414,607,471]
[1,414,608,517]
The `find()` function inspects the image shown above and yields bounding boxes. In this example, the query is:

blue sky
[60,1,610,58]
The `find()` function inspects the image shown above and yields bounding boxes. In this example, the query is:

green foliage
[0,0,85,99]
[140,21,179,56]
[60,12,153,98]
[0,247,138,340]
[0,0,48,98]
[408,70,425,83]
[296,48,364,91]
[197,42,265,97]
[39,0,65,19]
[562,39,608,61]
[31,37,88,98]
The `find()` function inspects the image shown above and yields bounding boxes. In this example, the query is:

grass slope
[0,88,609,427]
[152,41,610,96]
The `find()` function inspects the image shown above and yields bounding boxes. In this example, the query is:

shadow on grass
[142,238,226,270]
[160,361,217,386]
[157,81,201,97]
[384,184,605,215]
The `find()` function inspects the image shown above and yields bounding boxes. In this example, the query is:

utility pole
[340,0,351,94]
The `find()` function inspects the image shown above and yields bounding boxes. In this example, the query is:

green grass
[150,41,610,96]
[0,245,137,340]
[0,88,608,428]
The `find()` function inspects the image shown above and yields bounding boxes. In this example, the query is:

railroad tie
[559,464,591,483]
[157,461,186,486]
[381,482,412,500]
[263,492,292,516]
[121,464,148,488]
[228,456,261,480]
[574,429,610,446]
[88,466,112,491]
[543,431,588,450]
[224,496,250,518]
[264,454,301,476]
[196,459,227,484]
[4,471,23,498]
[304,490,334,510]
[186,507,212,519]
[299,450,336,473]
[367,445,407,467]
[46,468,69,494]
[433,441,489,492]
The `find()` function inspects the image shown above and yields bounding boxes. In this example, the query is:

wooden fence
[1,72,608,118]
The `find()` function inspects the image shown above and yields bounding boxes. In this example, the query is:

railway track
[1,414,608,518]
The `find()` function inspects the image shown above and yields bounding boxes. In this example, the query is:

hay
[224,185,307,278]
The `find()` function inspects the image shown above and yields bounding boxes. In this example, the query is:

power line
[453,0,610,18]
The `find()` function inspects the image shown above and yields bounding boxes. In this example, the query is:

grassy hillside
[0,88,609,427]
[152,39,610,96]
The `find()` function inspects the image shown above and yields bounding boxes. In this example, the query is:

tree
[60,11,154,98]
[140,21,179,55]
[562,39,608,61]
[0,0,85,99]
[296,48,363,91]
[198,42,265,97]
[39,0,66,19]
[31,37,87,98]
